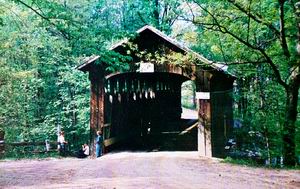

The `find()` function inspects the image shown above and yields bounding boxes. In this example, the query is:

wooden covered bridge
[77,25,235,158]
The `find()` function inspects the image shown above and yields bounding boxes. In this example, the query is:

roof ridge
[78,25,235,77]
[109,25,218,68]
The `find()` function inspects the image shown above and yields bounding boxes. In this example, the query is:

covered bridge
[77,25,235,158]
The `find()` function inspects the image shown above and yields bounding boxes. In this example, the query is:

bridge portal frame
[77,25,235,158]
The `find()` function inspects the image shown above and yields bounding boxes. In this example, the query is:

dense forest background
[0,0,299,166]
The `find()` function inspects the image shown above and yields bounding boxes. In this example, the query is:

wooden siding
[78,26,235,158]
[89,65,105,157]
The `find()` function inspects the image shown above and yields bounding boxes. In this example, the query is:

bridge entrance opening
[102,72,198,152]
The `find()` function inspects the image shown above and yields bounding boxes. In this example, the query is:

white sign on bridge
[139,63,154,73]
[196,92,210,100]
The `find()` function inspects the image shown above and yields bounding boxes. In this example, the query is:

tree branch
[192,1,289,89]
[194,2,262,51]
[217,33,228,62]
[137,11,148,25]
[161,3,168,23]
[14,0,71,40]
[227,0,281,38]
[259,50,288,89]
[221,60,268,65]
[169,14,180,27]
[186,1,196,22]
[228,0,290,58]
[246,0,252,43]
[279,0,291,58]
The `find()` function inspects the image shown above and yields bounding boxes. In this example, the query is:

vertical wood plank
[195,68,212,157]
[89,65,105,157]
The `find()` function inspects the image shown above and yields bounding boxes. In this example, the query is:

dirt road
[0,151,299,189]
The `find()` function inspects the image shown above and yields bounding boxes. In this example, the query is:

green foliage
[223,156,300,169]
[176,0,300,165]
[0,0,168,155]
[0,0,298,165]
[181,80,196,109]
[233,75,286,159]
[0,0,126,152]
[222,157,262,167]
[3,144,59,160]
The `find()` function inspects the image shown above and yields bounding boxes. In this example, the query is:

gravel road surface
[0,151,299,189]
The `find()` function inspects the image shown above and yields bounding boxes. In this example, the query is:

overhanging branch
[192,0,288,89]
[228,0,290,58]
[14,0,71,40]
[227,0,281,37]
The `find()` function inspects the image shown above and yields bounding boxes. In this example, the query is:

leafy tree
[0,0,145,153]
[1,0,298,165]
[0,0,92,148]
[178,0,300,166]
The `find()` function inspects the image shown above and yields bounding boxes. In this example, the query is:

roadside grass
[222,157,262,167]
[0,151,62,161]
[222,157,300,170]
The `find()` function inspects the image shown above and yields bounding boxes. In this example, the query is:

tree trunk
[283,76,299,166]
[153,0,159,28]
[283,1,300,166]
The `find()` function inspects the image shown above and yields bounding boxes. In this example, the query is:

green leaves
[1,0,298,162]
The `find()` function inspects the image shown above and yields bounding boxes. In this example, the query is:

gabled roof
[76,55,100,71]
[77,25,234,77]
[109,25,213,65]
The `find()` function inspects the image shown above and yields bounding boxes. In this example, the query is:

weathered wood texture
[197,99,212,157]
[210,73,234,157]
[194,69,234,157]
[89,65,105,157]
[194,69,212,157]
[78,26,235,158]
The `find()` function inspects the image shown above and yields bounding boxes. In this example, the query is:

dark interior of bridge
[103,72,198,152]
